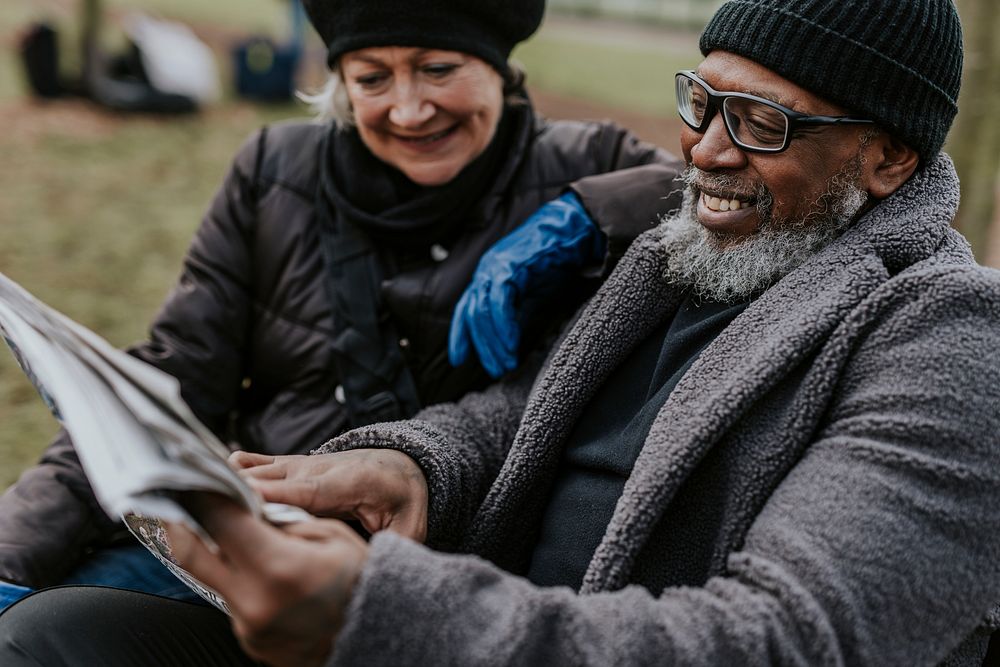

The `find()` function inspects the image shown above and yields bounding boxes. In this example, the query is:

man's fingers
[385,514,426,542]
[280,517,362,544]
[164,521,240,595]
[181,493,289,570]
[252,478,382,533]
[241,463,291,481]
[256,478,423,541]
[229,451,276,470]
[251,478,323,511]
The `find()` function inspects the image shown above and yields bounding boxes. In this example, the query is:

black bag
[232,37,300,102]
[19,22,66,98]
[18,21,196,114]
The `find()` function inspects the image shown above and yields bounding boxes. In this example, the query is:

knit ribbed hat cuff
[327,29,510,75]
[304,0,545,79]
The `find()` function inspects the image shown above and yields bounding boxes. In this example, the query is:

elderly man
[2,0,999,665]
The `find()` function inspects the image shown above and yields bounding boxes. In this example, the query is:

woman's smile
[390,124,460,152]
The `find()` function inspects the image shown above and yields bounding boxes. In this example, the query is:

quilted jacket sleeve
[571,163,685,267]
[324,266,1000,667]
[572,124,684,267]
[0,130,265,588]
[128,129,263,433]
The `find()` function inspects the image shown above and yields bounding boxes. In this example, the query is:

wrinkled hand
[166,493,367,667]
[230,449,428,543]
[449,192,605,378]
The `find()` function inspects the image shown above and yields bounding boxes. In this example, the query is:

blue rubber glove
[449,192,606,378]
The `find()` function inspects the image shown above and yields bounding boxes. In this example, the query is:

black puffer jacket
[0,108,683,587]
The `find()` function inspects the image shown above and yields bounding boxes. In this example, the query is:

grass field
[0,3,697,488]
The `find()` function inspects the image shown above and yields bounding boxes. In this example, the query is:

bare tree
[949,0,1000,264]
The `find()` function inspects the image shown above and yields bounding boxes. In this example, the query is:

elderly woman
[0,0,681,611]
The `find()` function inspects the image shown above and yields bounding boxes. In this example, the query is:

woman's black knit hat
[699,0,964,161]
[302,0,546,75]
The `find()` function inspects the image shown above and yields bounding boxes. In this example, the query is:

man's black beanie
[700,0,964,162]
[301,0,546,75]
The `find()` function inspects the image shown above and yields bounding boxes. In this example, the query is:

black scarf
[320,103,524,246]
[314,103,529,427]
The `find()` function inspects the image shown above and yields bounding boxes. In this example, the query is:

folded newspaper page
[0,272,309,612]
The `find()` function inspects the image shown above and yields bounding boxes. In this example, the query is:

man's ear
[866,133,920,200]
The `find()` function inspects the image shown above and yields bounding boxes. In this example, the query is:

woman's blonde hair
[298,61,528,129]
[297,64,355,127]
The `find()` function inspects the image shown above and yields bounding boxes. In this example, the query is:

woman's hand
[166,494,367,667]
[448,191,605,378]
[230,449,429,543]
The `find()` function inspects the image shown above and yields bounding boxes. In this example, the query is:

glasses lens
[723,97,788,150]
[676,74,708,128]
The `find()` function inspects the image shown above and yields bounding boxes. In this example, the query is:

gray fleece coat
[317,155,1000,667]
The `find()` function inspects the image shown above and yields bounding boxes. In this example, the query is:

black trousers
[0,586,259,666]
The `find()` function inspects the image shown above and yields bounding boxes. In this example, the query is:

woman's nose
[689,113,747,172]
[388,85,435,128]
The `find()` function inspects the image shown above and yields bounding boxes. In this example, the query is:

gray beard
[660,159,868,303]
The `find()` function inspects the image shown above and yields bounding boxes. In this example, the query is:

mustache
[681,165,774,226]
[681,165,765,200]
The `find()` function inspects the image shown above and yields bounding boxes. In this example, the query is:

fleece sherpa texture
[317,154,1000,666]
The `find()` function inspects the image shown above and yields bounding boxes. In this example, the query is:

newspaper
[0,272,309,612]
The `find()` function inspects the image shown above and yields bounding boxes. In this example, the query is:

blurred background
[1,0,997,488]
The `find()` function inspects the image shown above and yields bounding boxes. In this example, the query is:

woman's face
[340,47,505,186]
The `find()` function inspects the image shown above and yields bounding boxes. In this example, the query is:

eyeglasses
[675,70,875,154]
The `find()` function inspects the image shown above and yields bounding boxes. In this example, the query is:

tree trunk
[948,0,1000,264]
[80,0,106,92]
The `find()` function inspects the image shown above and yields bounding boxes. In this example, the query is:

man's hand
[166,494,368,667]
[230,449,429,543]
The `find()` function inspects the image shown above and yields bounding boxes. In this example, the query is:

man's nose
[388,84,435,128]
[689,112,747,172]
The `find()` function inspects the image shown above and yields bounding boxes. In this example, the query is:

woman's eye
[355,73,388,89]
[422,64,459,78]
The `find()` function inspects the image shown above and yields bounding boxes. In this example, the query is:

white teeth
[702,193,748,212]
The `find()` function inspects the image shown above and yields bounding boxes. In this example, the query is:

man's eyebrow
[743,87,789,106]
[694,71,791,107]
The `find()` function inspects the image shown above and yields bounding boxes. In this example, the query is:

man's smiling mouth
[698,186,756,212]
[701,192,753,212]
